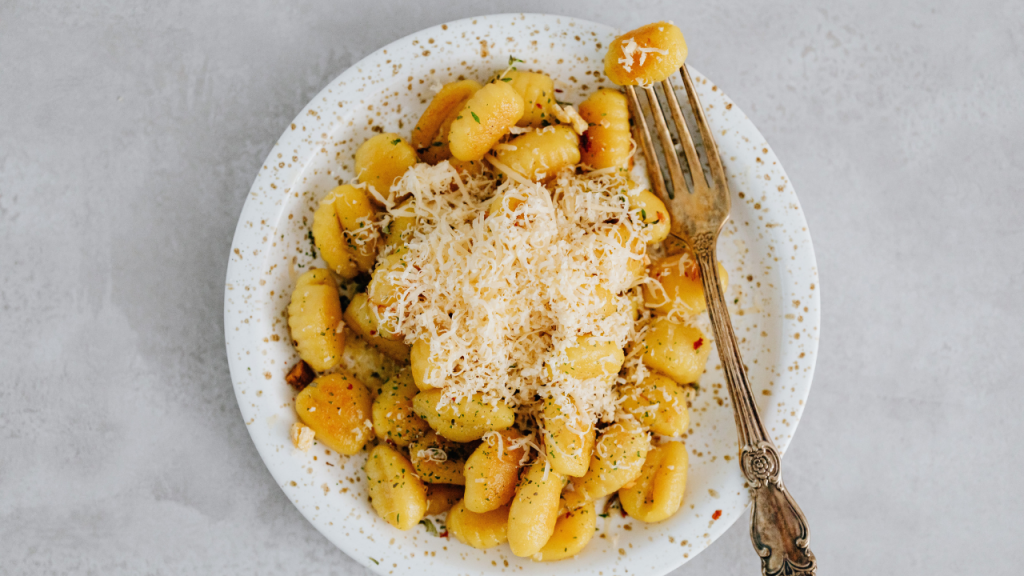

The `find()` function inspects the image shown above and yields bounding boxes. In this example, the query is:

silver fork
[625,67,817,576]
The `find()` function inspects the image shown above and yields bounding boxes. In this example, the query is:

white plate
[225,13,819,576]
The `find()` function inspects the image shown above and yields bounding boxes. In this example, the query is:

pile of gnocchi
[285,22,723,562]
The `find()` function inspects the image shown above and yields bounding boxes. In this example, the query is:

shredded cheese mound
[376,162,656,424]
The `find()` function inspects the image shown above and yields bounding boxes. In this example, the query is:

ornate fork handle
[691,231,817,576]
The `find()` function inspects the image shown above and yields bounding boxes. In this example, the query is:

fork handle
[691,231,817,576]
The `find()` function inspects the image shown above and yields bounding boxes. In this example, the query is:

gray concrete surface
[2,0,1022,574]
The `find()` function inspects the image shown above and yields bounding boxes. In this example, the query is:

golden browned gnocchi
[409,430,468,485]
[578,88,632,170]
[533,502,597,561]
[539,396,595,477]
[630,188,671,244]
[364,444,428,530]
[463,429,527,513]
[383,197,417,252]
[343,293,411,362]
[311,184,380,277]
[412,389,515,442]
[643,252,729,317]
[494,125,580,181]
[507,459,566,557]
[409,337,441,391]
[411,79,482,158]
[355,133,419,201]
[425,484,464,516]
[620,372,690,436]
[367,251,410,308]
[604,22,688,86]
[562,418,649,511]
[338,333,401,399]
[448,81,524,162]
[618,440,689,522]
[502,69,556,127]
[446,500,511,549]
[294,372,373,455]
[287,269,346,372]
[641,316,711,384]
[371,369,429,447]
[552,335,625,380]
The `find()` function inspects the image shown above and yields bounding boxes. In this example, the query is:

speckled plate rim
[225,13,819,576]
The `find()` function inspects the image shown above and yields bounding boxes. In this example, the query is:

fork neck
[689,230,772,452]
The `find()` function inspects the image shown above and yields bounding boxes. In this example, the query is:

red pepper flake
[712,510,722,520]
[439,530,449,538]
[693,338,704,350]
[536,103,543,108]
[580,131,591,153]
[347,383,353,390]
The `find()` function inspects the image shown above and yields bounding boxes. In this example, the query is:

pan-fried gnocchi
[343,293,410,362]
[507,460,566,557]
[578,88,632,170]
[287,269,346,372]
[283,24,730,561]
[364,444,428,530]
[552,335,625,380]
[449,81,524,162]
[355,133,419,200]
[411,79,482,162]
[644,253,729,317]
[540,396,595,477]
[562,419,649,511]
[494,125,580,181]
[620,372,691,436]
[629,188,672,244]
[447,500,511,549]
[409,430,469,485]
[642,317,712,384]
[502,70,556,127]
[312,184,379,277]
[618,441,689,523]
[604,22,688,86]
[464,429,527,512]
[412,389,515,442]
[295,372,373,455]
[533,502,597,561]
[425,484,464,516]
[371,369,429,447]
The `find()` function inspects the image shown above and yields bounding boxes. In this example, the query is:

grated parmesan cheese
[374,161,659,425]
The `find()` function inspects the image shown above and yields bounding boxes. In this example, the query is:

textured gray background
[2,0,1022,574]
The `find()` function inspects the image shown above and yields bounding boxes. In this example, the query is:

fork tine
[678,65,727,189]
[659,78,708,193]
[642,85,689,200]
[624,86,671,201]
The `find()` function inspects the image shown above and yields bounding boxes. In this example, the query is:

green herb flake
[419,518,439,536]
[501,77,512,82]
[508,55,525,66]
[390,138,401,145]
[471,111,481,124]
[369,557,380,565]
